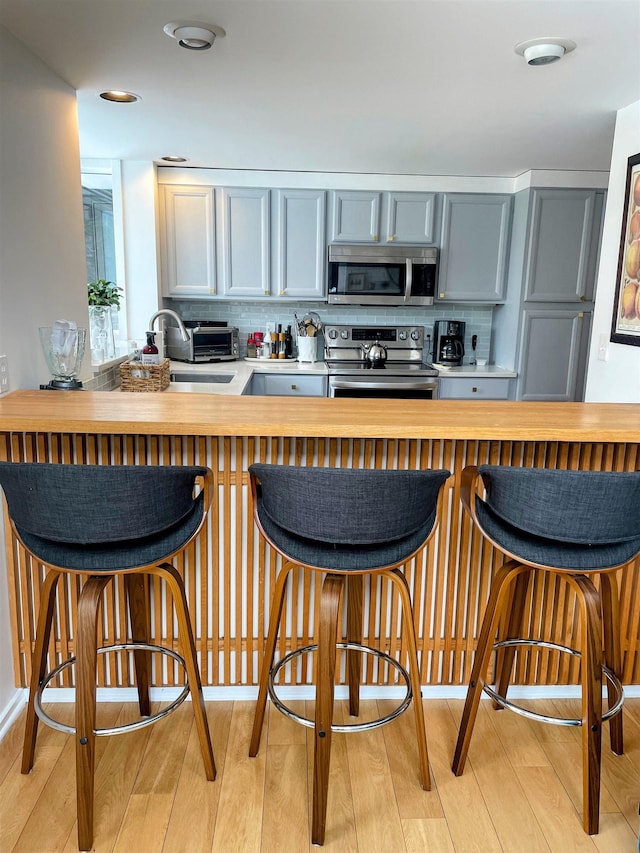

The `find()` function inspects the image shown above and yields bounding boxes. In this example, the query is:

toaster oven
[166,323,239,363]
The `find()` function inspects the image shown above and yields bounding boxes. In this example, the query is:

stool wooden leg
[313,573,344,847]
[124,573,151,717]
[388,568,430,790]
[452,560,526,776]
[346,574,363,717]
[22,569,60,774]
[570,573,603,836]
[249,561,295,756]
[600,571,623,755]
[156,562,216,781]
[493,568,532,710]
[75,575,111,852]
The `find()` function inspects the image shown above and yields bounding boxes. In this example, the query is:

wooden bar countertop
[0,389,639,443]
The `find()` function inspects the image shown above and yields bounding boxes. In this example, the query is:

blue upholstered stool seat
[0,462,216,851]
[248,464,450,846]
[453,464,640,837]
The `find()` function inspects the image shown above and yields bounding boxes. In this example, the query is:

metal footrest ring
[34,642,190,736]
[482,638,624,726]
[268,642,412,733]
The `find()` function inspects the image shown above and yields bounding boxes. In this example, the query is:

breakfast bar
[2,390,640,691]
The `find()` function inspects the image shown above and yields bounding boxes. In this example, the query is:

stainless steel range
[324,324,439,399]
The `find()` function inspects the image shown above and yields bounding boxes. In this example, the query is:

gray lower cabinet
[516,308,591,401]
[438,376,511,400]
[438,194,513,302]
[159,185,216,297]
[249,373,328,396]
[523,189,604,302]
[329,190,436,244]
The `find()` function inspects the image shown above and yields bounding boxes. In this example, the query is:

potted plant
[87,280,122,361]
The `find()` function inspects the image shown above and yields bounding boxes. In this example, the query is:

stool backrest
[249,465,450,544]
[0,463,208,544]
[478,465,640,544]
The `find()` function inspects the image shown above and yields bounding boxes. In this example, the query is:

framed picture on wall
[610,152,640,345]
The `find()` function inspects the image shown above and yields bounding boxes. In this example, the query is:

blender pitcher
[39,323,87,390]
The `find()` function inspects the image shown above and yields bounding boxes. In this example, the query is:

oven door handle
[330,378,438,391]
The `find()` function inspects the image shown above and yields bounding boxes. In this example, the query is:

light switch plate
[0,355,9,394]
[598,333,609,362]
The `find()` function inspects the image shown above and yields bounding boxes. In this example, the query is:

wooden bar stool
[248,464,450,845]
[452,465,640,835]
[0,462,216,851]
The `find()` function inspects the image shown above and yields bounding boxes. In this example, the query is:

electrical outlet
[0,355,9,394]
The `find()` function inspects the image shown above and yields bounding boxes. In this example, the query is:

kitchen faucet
[148,309,189,341]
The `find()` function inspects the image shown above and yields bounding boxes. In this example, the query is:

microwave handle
[404,259,413,302]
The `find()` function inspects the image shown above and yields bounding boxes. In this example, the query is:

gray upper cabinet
[516,308,591,401]
[329,190,436,244]
[159,185,216,297]
[273,189,326,300]
[329,190,382,242]
[217,187,271,298]
[385,192,437,243]
[523,189,604,303]
[438,194,513,302]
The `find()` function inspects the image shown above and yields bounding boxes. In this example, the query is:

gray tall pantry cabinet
[493,188,605,401]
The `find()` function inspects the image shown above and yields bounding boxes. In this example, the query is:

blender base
[40,380,84,391]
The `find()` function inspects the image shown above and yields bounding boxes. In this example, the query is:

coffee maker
[433,320,465,366]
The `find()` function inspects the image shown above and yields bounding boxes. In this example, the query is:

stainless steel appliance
[325,324,438,399]
[327,244,437,306]
[166,321,239,363]
[433,320,465,367]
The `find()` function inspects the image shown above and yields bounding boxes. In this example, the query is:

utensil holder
[297,336,318,363]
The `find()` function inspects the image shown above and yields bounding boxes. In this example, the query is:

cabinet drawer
[262,374,327,397]
[438,377,510,400]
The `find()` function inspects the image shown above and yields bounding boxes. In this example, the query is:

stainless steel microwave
[327,244,437,306]
[166,323,239,363]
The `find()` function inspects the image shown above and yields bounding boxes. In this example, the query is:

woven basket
[120,358,170,392]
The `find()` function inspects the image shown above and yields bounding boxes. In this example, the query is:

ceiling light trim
[99,90,140,103]
[163,21,226,51]
[514,37,576,66]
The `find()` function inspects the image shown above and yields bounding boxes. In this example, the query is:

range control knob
[327,328,338,339]
[398,330,407,340]
[410,329,421,341]
[340,329,349,339]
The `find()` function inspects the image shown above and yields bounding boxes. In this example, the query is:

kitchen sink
[170,372,235,384]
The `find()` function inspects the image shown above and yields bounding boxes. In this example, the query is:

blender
[39,323,87,390]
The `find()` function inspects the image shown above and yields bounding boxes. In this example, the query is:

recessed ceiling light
[160,156,188,163]
[514,38,576,66]
[164,21,226,51]
[99,90,140,103]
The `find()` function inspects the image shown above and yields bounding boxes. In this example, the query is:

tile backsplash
[166,300,494,363]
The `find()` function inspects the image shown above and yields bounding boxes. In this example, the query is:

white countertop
[434,364,517,379]
[161,359,516,395]
[165,358,328,395]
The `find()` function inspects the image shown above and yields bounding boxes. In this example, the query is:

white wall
[0,27,88,725]
[585,100,640,401]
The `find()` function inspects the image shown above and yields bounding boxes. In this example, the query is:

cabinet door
[524,189,602,302]
[261,374,327,396]
[517,308,591,401]
[159,185,216,296]
[274,189,326,299]
[329,191,382,242]
[386,192,436,243]
[217,188,270,297]
[438,377,511,400]
[438,194,512,302]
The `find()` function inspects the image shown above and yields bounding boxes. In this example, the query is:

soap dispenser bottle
[142,332,160,365]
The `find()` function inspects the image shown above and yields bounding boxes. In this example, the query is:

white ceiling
[1,0,639,178]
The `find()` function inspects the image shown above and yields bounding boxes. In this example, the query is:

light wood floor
[0,696,639,852]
